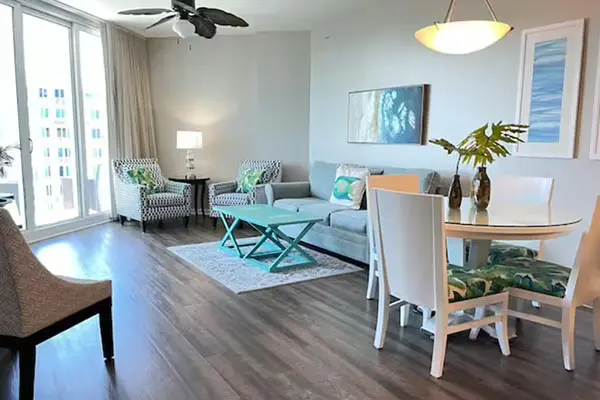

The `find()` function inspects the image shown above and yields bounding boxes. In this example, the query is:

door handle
[29,138,33,154]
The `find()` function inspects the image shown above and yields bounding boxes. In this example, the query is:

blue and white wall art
[348,85,426,144]
[516,20,584,158]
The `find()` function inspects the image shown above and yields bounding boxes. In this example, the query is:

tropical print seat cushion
[475,257,570,298]
[447,264,506,303]
[488,241,538,264]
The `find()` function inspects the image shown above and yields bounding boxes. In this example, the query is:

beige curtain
[107,25,158,159]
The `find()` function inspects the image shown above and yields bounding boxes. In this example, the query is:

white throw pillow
[329,164,370,209]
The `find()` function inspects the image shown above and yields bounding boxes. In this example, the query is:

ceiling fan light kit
[415,0,513,55]
[118,0,249,39]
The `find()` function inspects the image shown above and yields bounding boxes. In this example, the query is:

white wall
[147,31,311,184]
[310,0,600,265]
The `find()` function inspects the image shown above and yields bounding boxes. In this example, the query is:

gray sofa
[266,161,441,264]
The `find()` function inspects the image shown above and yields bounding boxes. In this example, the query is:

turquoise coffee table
[213,204,322,273]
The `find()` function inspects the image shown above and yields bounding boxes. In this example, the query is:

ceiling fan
[118,0,249,39]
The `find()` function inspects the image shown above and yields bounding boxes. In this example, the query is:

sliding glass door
[1,1,112,239]
[0,3,26,228]
[79,30,111,215]
[23,13,80,226]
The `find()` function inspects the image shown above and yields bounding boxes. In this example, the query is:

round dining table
[444,199,582,270]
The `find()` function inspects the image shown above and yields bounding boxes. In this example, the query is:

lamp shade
[177,131,203,150]
[415,20,513,55]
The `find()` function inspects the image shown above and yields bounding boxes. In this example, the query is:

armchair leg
[99,300,114,360]
[141,221,146,233]
[184,216,190,228]
[119,215,126,226]
[212,218,218,228]
[19,346,36,400]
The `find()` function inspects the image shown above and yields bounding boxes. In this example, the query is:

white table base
[447,238,491,269]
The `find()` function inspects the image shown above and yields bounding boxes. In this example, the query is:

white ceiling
[57,0,373,37]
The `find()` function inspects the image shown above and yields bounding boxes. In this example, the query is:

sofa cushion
[147,193,186,208]
[214,193,251,206]
[330,210,368,234]
[383,167,440,194]
[273,197,323,212]
[309,161,339,200]
[298,201,348,225]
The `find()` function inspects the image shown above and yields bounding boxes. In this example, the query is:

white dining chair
[369,189,511,378]
[487,175,555,262]
[366,174,420,302]
[470,196,600,371]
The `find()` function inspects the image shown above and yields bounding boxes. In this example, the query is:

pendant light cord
[443,0,499,23]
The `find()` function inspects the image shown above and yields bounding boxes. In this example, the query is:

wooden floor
[1,219,600,399]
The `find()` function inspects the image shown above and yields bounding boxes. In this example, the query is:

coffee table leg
[267,223,317,272]
[219,216,243,257]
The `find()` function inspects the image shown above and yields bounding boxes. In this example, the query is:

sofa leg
[212,218,218,228]
[141,221,146,233]
[184,216,190,228]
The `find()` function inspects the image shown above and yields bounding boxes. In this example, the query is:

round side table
[169,177,210,219]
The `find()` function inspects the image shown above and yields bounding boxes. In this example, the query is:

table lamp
[176,131,203,179]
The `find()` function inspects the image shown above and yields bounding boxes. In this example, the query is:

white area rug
[167,238,362,294]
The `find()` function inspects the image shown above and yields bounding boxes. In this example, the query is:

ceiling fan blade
[118,8,173,16]
[172,0,196,13]
[195,7,249,27]
[146,14,177,30]
[189,15,216,39]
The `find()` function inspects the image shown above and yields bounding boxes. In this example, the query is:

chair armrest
[265,182,310,205]
[210,181,237,197]
[250,184,269,204]
[165,180,191,196]
[115,180,149,203]
[209,180,238,209]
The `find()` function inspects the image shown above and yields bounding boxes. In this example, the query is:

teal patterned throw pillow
[332,176,361,201]
[329,164,370,209]
[237,169,263,193]
[127,167,161,194]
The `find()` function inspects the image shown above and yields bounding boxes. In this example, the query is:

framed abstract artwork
[347,85,427,144]
[515,19,585,159]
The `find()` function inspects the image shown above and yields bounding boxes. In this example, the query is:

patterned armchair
[209,160,282,227]
[112,158,192,232]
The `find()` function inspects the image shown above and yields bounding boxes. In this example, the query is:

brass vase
[471,167,491,210]
[448,174,462,210]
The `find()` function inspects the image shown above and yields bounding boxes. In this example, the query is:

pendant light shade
[415,0,513,55]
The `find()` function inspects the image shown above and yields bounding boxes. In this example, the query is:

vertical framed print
[515,19,585,158]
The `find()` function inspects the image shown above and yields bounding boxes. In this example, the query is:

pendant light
[415,0,513,55]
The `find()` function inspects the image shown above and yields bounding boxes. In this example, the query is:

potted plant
[0,144,19,179]
[429,138,474,209]
[459,122,527,210]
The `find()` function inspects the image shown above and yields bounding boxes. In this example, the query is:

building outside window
[40,108,49,118]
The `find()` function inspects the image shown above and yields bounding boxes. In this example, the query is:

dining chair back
[369,189,444,310]
[492,175,554,204]
[490,175,555,259]
[369,189,511,377]
[365,175,420,301]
